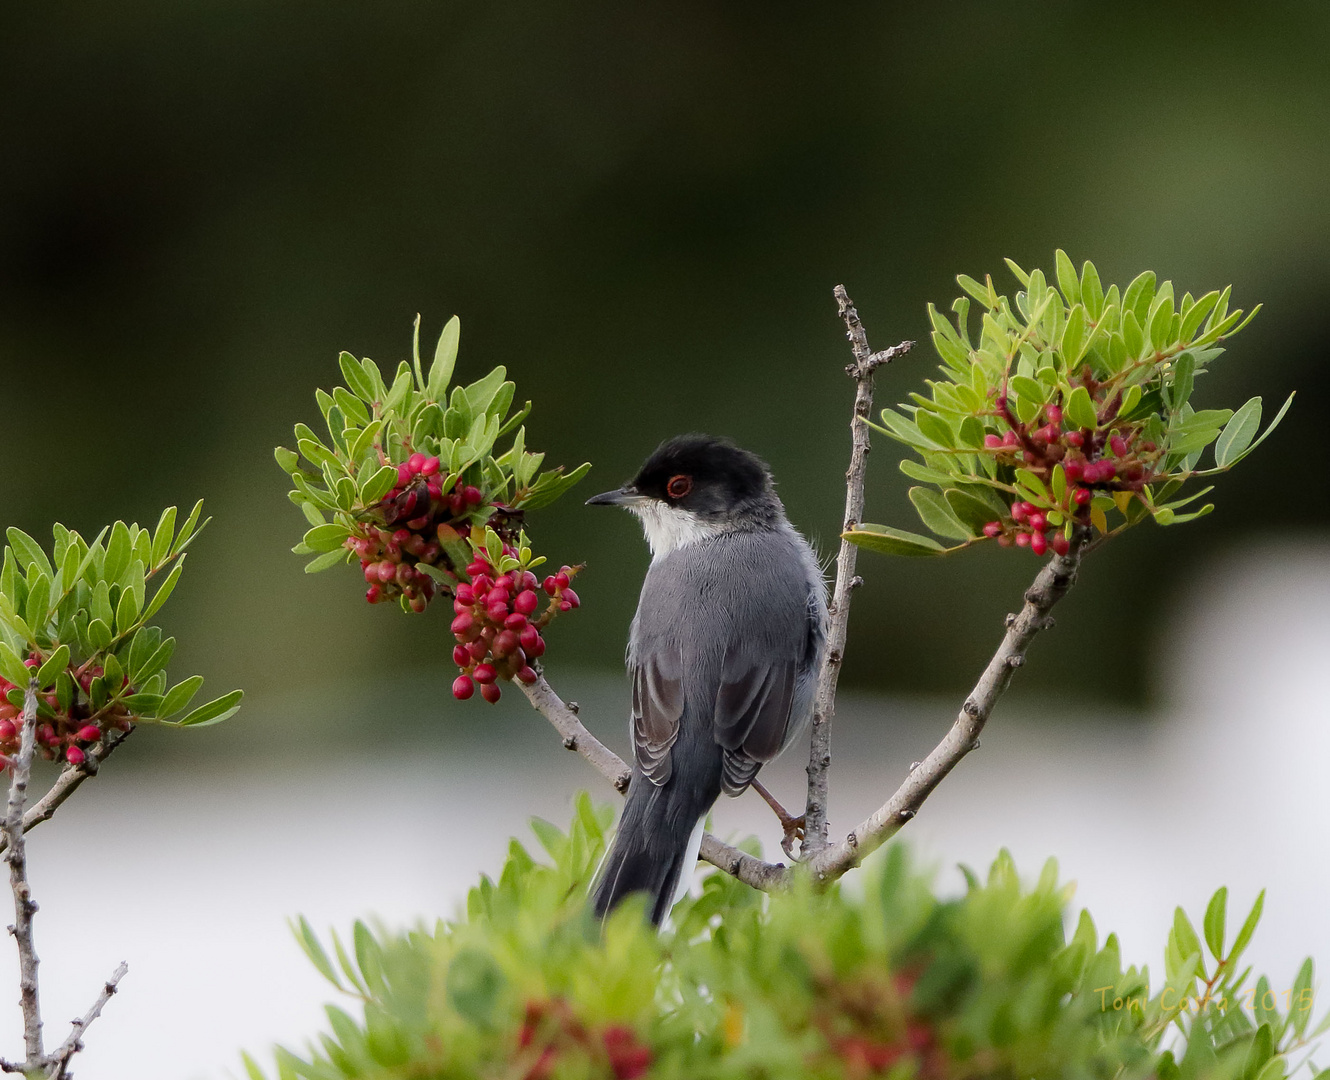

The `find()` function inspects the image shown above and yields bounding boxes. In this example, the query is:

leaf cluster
[246,800,1326,1080]
[276,316,590,588]
[0,505,241,736]
[850,253,1293,558]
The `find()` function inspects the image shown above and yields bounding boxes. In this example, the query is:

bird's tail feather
[591,773,711,926]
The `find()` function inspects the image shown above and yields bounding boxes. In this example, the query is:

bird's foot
[750,778,807,861]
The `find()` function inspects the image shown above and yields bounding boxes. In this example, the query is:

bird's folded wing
[714,645,797,794]
[631,647,684,785]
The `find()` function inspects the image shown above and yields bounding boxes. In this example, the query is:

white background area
[1,541,1327,1077]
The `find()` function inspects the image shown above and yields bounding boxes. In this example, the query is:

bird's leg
[750,778,806,860]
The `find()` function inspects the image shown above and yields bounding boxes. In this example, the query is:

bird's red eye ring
[666,474,692,499]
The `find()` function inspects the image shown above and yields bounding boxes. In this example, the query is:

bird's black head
[586,434,782,528]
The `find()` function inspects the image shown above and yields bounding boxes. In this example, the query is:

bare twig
[0,729,131,858]
[47,961,128,1079]
[517,675,793,892]
[803,286,913,855]
[4,679,45,1066]
[807,529,1088,882]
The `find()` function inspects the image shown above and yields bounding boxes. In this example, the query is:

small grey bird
[585,434,828,924]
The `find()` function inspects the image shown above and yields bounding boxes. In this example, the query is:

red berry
[409,595,428,613]
[1040,423,1061,443]
[464,485,483,505]
[0,721,14,740]
[23,658,37,669]
[481,682,502,704]
[519,625,541,652]
[473,663,497,685]
[452,675,475,700]
[1002,430,1020,447]
[517,666,538,685]
[982,522,1003,538]
[365,584,382,605]
[1052,533,1071,556]
[487,602,509,623]
[542,576,558,595]
[1073,487,1092,506]
[65,746,85,766]
[455,584,474,605]
[554,571,570,589]
[493,630,520,657]
[467,640,488,661]
[467,559,489,577]
[527,634,547,658]
[486,587,509,608]
[983,434,1002,449]
[451,613,474,637]
[559,600,572,611]
[1045,404,1063,424]
[1030,531,1048,556]
[1110,435,1128,457]
[449,494,466,515]
[396,463,413,486]
[1011,502,1029,523]
[1027,512,1047,533]
[1099,461,1116,480]
[426,481,442,500]
[997,533,1013,547]
[513,590,538,615]
[561,588,580,609]
[1014,531,1031,547]
[407,452,426,474]
[420,456,440,476]
[77,725,100,742]
[1065,431,1086,448]
[452,645,470,667]
[493,575,513,591]
[1082,462,1101,484]
[376,561,397,584]
[1063,460,1084,483]
[504,613,528,630]
[471,574,492,596]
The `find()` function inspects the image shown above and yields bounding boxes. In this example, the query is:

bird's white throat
[630,502,723,563]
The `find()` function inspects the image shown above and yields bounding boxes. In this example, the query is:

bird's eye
[666,474,692,499]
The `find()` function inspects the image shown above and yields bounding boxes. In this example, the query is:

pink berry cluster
[450,554,581,705]
[980,371,1162,553]
[346,452,504,612]
[0,659,128,771]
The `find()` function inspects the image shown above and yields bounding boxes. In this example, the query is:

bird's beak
[586,486,644,508]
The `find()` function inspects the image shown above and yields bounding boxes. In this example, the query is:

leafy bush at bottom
[248,794,1328,1080]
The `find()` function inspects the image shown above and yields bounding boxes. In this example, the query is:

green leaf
[1180,290,1220,342]
[361,465,398,506]
[1080,260,1104,319]
[142,558,185,622]
[1292,958,1314,1037]
[1170,352,1195,412]
[1173,907,1205,976]
[1061,304,1087,364]
[1054,249,1080,305]
[0,644,28,688]
[1215,398,1262,467]
[305,549,350,574]
[302,524,350,554]
[160,675,204,718]
[170,500,205,558]
[944,489,1001,532]
[909,487,974,540]
[134,638,177,683]
[1228,889,1265,971]
[1203,886,1227,959]
[1222,391,1294,467]
[35,645,68,690]
[291,916,343,990]
[151,506,178,568]
[1064,385,1098,430]
[105,521,132,585]
[170,689,243,728]
[1123,270,1156,323]
[6,528,53,580]
[24,573,51,630]
[339,351,377,402]
[915,410,954,448]
[427,316,460,402]
[115,584,141,635]
[87,617,112,651]
[845,525,948,557]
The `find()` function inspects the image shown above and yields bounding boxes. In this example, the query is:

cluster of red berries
[450,554,580,705]
[980,383,1161,553]
[346,452,496,612]
[982,502,1072,557]
[815,971,945,1080]
[517,999,651,1080]
[0,660,127,770]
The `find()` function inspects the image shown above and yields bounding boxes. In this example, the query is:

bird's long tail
[591,769,713,926]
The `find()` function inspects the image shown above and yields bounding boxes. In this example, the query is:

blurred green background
[1,3,1326,734]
